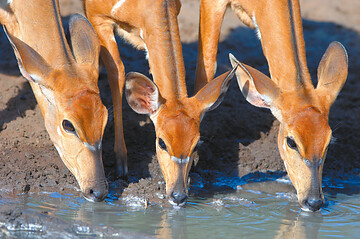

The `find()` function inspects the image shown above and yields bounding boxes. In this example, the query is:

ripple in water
[1,175,360,238]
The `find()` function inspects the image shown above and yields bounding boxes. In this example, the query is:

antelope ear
[229,53,280,109]
[194,63,237,112]
[125,72,163,114]
[4,26,52,87]
[316,41,348,110]
[68,14,100,72]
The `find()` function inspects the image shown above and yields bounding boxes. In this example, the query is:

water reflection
[156,209,187,239]
[1,177,360,238]
[274,211,323,239]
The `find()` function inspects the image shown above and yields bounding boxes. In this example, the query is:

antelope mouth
[81,180,109,202]
[168,198,187,208]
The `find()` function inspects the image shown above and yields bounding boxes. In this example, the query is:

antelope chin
[300,206,322,212]
[168,199,186,208]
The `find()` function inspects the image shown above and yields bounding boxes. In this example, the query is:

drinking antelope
[84,0,236,206]
[0,0,108,202]
[196,0,348,211]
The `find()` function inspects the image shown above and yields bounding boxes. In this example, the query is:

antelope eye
[286,136,297,150]
[158,138,167,151]
[62,120,75,133]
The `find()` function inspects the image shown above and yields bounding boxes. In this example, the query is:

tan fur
[1,0,108,202]
[84,0,236,205]
[200,0,348,211]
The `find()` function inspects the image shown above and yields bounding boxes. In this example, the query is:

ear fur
[194,63,237,112]
[316,41,348,110]
[4,26,52,87]
[125,72,162,114]
[229,53,280,109]
[68,14,100,71]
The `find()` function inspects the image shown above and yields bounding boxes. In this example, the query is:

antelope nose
[83,184,109,202]
[171,192,187,206]
[303,197,323,211]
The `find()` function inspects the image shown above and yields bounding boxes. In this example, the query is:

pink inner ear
[126,76,160,115]
[145,83,155,92]
[139,97,151,109]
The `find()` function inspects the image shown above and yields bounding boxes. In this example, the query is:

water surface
[1,175,360,238]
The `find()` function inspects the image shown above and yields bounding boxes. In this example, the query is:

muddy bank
[0,0,359,208]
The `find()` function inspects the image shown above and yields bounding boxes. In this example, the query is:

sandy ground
[0,0,359,207]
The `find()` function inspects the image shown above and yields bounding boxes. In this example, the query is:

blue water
[1,175,360,238]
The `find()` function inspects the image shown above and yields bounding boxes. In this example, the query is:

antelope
[84,0,236,206]
[0,0,109,202]
[196,0,348,211]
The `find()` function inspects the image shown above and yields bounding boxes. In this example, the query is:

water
[1,176,360,238]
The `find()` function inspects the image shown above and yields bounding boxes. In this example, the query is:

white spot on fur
[139,29,149,60]
[57,126,62,137]
[261,95,272,106]
[269,105,282,122]
[84,142,96,151]
[111,0,126,16]
[29,74,42,83]
[111,35,116,43]
[283,160,288,171]
[144,43,149,60]
[170,156,190,164]
[252,14,261,40]
[283,138,287,152]
[55,145,63,158]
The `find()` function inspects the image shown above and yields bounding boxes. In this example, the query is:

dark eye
[286,136,297,150]
[62,120,75,133]
[158,138,167,151]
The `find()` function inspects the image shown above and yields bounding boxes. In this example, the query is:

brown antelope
[196,0,348,211]
[0,0,109,201]
[84,0,236,206]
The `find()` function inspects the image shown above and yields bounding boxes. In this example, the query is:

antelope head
[230,42,348,211]
[125,67,236,207]
[5,15,109,202]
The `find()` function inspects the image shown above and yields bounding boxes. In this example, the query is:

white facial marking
[111,0,127,16]
[252,14,261,40]
[283,140,287,152]
[84,195,96,202]
[170,156,190,164]
[283,161,288,171]
[55,145,64,158]
[57,126,62,137]
[300,206,313,212]
[169,199,186,208]
[84,142,97,151]
[7,0,12,4]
